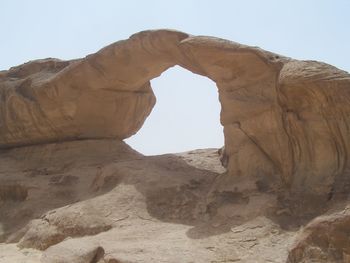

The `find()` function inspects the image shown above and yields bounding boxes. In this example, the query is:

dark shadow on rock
[129,154,350,239]
[266,191,349,231]
[124,153,272,239]
[2,139,348,244]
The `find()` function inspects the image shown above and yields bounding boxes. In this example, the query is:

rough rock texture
[287,207,350,263]
[1,30,350,200]
[1,140,350,262]
[0,139,295,263]
[1,29,350,262]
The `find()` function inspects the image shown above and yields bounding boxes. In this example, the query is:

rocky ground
[1,29,350,263]
[0,139,349,263]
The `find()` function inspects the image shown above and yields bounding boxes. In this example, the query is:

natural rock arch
[125,65,223,155]
[1,29,350,200]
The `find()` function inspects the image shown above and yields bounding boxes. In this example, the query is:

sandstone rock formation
[1,29,350,262]
[0,139,293,262]
[287,207,350,263]
[1,30,349,201]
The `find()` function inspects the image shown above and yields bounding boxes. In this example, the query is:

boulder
[287,208,350,263]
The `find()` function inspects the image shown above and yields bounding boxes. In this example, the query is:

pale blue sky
[1,1,349,154]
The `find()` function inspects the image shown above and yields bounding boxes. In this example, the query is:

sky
[1,1,349,155]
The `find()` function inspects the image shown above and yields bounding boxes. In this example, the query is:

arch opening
[126,66,224,156]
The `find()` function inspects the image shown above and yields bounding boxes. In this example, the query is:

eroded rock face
[1,29,350,200]
[287,207,350,263]
[0,139,294,262]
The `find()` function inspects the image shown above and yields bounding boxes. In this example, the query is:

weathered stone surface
[0,139,293,262]
[287,207,350,263]
[41,239,105,263]
[1,29,350,200]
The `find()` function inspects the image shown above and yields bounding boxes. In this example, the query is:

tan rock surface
[1,30,350,199]
[0,139,296,263]
[1,29,350,262]
[287,207,350,263]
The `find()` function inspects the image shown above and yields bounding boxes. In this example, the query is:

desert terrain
[1,29,350,262]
